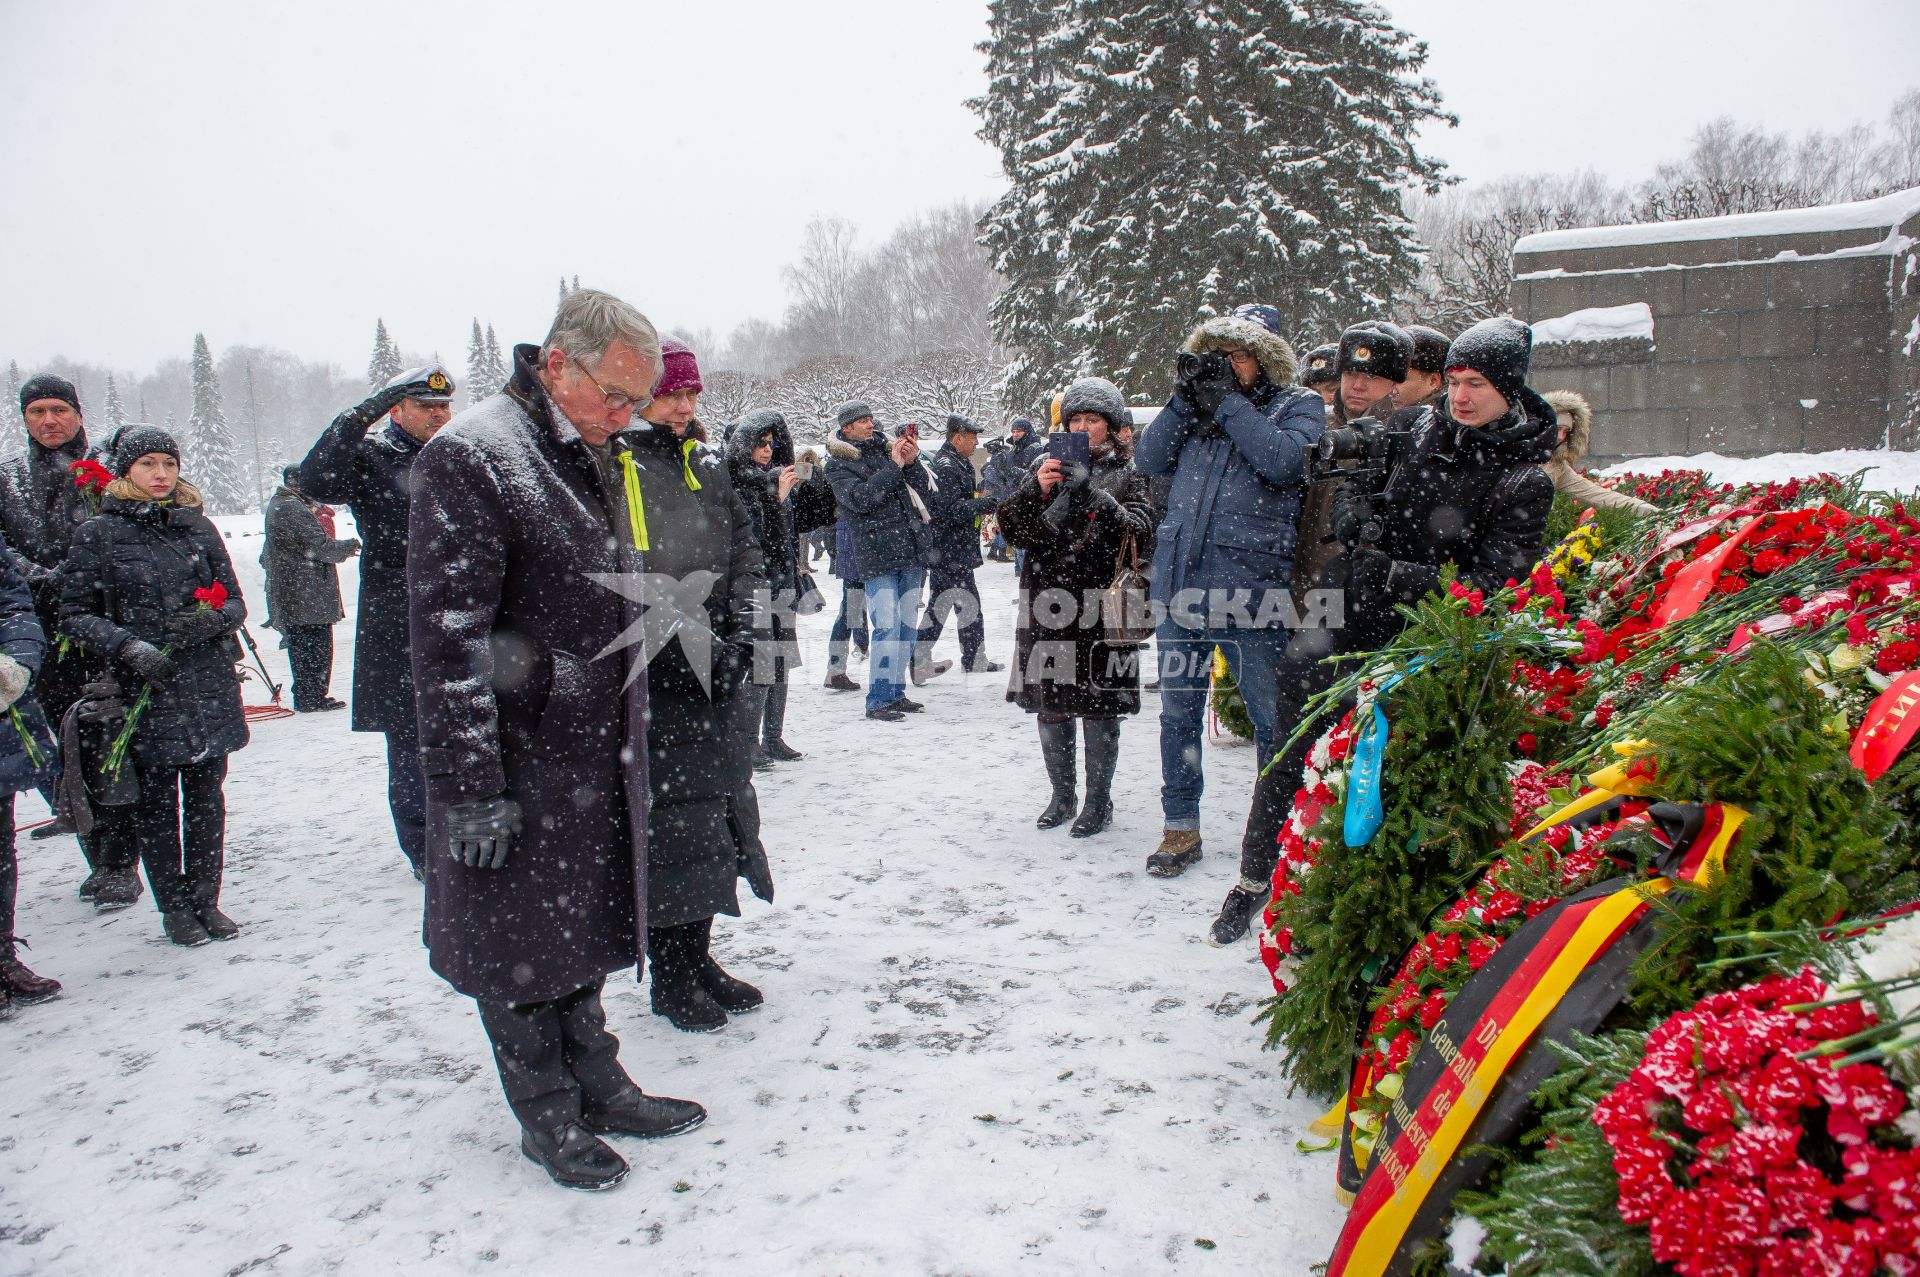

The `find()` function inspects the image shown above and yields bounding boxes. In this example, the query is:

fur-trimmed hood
[1182,314,1299,386]
[825,434,863,461]
[726,408,794,469]
[1542,389,1591,466]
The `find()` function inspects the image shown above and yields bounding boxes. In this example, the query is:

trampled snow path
[0,523,1344,1275]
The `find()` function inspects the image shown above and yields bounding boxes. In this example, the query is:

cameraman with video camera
[1134,303,1324,880]
[1209,316,1558,946]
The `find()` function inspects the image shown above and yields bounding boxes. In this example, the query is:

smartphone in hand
[1046,432,1091,467]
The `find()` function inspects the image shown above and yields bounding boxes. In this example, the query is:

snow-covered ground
[0,518,1344,1275]
[1607,447,1920,491]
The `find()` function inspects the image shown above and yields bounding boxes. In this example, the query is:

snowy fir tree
[104,372,127,428]
[367,318,402,390]
[973,0,1451,406]
[187,334,249,514]
[465,320,488,406]
[1,361,24,458]
[483,323,506,395]
[238,364,267,509]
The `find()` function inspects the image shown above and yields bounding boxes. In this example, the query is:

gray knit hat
[1058,377,1127,431]
[833,400,874,429]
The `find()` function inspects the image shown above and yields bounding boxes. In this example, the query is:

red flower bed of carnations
[1594,968,1920,1277]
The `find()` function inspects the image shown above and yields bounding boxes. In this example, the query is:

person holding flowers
[58,425,249,948]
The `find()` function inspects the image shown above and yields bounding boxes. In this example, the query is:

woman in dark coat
[626,347,774,1035]
[60,425,249,947]
[725,410,804,765]
[998,377,1153,839]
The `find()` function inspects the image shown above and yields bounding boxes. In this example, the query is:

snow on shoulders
[1515,185,1920,255]
[1532,302,1653,346]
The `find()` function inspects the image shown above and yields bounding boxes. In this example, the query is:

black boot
[692,920,763,1013]
[520,1122,629,1191]
[581,1088,708,1139]
[761,682,803,760]
[647,922,728,1033]
[93,868,143,913]
[1207,880,1267,947]
[163,910,212,947]
[0,937,62,1005]
[1070,719,1119,838]
[1036,719,1076,829]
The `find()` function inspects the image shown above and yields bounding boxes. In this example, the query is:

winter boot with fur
[1070,719,1120,838]
[647,921,727,1033]
[1036,719,1077,829]
[1146,829,1203,877]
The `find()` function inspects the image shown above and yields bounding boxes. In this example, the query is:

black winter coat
[298,400,426,733]
[260,485,356,629]
[626,419,772,929]
[923,442,996,570]
[999,446,1154,720]
[0,430,103,622]
[823,430,935,580]
[60,498,249,769]
[408,345,650,1004]
[724,413,799,595]
[1365,387,1559,611]
[0,553,53,797]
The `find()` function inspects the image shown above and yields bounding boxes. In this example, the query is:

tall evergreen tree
[1,361,24,457]
[483,324,506,395]
[104,372,127,427]
[367,318,402,389]
[973,0,1452,405]
[466,319,488,407]
[239,364,267,509]
[187,334,249,515]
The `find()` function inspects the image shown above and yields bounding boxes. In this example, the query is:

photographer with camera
[1210,316,1558,946]
[1293,321,1415,601]
[1134,303,1324,879]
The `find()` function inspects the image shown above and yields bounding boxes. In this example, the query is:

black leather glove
[166,606,229,647]
[711,639,752,699]
[1346,548,1393,606]
[1329,484,1368,547]
[117,638,176,686]
[446,796,521,869]
[1188,351,1237,418]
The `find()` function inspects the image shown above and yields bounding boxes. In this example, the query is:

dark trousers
[915,562,986,669]
[1,793,15,940]
[131,756,228,914]
[826,582,869,675]
[475,978,636,1131]
[284,625,335,710]
[384,720,426,872]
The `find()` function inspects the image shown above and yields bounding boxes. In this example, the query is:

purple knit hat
[653,339,703,397]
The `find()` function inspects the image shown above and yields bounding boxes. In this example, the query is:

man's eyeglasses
[570,354,647,413]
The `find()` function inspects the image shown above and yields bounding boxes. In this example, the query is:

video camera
[1312,415,1413,551]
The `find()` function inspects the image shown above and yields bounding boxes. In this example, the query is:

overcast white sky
[3,0,1916,374]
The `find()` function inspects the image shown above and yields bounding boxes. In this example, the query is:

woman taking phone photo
[60,425,250,947]
[996,378,1152,838]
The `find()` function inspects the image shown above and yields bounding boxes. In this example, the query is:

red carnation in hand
[68,458,114,492]
[194,583,229,611]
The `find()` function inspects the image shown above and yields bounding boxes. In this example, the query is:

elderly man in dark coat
[408,290,705,1192]
[913,415,1002,678]
[300,364,454,876]
[260,466,360,713]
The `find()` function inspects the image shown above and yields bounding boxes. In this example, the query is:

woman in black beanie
[59,425,250,947]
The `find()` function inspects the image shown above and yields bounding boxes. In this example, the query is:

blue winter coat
[1134,381,1324,613]
[0,551,53,797]
[823,430,935,580]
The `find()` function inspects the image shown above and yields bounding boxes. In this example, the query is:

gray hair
[539,288,663,380]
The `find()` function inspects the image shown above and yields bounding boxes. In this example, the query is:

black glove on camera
[1188,352,1237,418]
[118,638,176,686]
[446,795,521,870]
[1346,548,1393,605]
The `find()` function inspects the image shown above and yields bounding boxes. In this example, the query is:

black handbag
[793,572,827,617]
